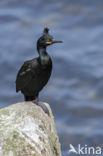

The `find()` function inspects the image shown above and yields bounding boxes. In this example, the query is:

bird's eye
[40,38,44,41]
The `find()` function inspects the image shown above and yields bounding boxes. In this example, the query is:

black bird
[16,28,62,115]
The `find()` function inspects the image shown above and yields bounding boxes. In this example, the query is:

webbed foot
[32,100,50,116]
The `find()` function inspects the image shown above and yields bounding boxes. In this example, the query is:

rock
[0,102,61,156]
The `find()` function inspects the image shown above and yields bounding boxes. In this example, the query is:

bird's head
[37,28,63,51]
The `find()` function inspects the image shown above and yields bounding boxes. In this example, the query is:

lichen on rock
[0,102,61,156]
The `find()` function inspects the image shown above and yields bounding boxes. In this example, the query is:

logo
[68,144,102,155]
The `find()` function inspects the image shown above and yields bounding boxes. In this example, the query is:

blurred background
[0,0,103,155]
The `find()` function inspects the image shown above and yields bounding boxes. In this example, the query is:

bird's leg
[32,97,39,104]
[32,95,50,116]
[38,101,50,116]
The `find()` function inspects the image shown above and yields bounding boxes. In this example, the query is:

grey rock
[0,102,61,156]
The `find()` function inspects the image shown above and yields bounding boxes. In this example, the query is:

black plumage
[16,56,52,100]
[16,28,62,114]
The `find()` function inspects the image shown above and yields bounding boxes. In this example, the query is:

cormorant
[16,28,62,115]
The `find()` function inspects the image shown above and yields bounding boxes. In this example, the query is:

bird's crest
[43,27,49,34]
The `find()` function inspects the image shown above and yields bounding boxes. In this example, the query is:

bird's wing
[16,60,36,92]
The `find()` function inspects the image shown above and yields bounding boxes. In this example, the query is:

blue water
[0,0,103,155]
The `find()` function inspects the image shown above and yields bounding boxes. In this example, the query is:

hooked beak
[46,40,63,45]
[52,40,63,44]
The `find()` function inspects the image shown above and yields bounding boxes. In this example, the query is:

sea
[0,0,103,155]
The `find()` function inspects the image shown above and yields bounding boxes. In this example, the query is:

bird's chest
[39,63,52,81]
[32,62,52,84]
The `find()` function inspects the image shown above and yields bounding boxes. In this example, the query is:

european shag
[16,28,62,115]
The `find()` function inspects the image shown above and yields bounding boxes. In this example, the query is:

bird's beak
[52,40,63,44]
[46,40,63,45]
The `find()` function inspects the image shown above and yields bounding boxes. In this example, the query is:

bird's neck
[38,47,50,65]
